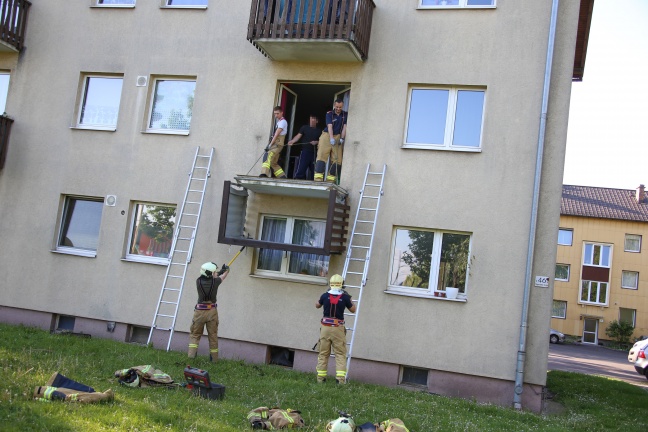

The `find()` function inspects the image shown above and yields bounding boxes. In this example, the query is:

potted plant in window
[442,237,473,299]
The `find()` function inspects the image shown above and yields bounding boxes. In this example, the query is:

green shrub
[605,319,635,344]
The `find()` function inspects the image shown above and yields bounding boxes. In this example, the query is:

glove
[217,264,229,276]
[339,138,345,144]
[330,138,336,146]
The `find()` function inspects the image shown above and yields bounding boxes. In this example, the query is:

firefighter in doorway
[187,261,229,362]
[315,274,356,384]
[260,106,288,178]
[315,99,347,183]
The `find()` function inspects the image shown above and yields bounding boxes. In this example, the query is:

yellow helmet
[329,274,344,289]
[326,417,356,432]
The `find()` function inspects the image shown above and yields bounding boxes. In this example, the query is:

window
[621,270,639,290]
[389,228,471,298]
[583,243,611,267]
[56,196,103,257]
[552,300,567,319]
[619,308,636,327]
[580,280,608,306]
[147,78,196,134]
[75,75,124,130]
[0,71,9,113]
[557,228,572,246]
[555,264,570,282]
[126,203,177,265]
[404,87,485,150]
[625,234,642,252]
[256,216,329,280]
[164,0,208,6]
[401,366,428,386]
[419,0,496,8]
[96,0,136,5]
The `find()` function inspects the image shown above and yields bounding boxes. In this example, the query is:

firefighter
[260,106,288,178]
[315,99,347,183]
[187,261,229,362]
[315,274,356,384]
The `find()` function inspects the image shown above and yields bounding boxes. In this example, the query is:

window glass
[58,197,103,251]
[167,0,208,5]
[452,90,484,147]
[555,264,569,281]
[439,233,471,291]
[288,220,328,277]
[406,89,448,145]
[127,204,176,262]
[625,234,641,252]
[583,243,611,267]
[467,0,495,5]
[557,228,572,245]
[551,300,566,319]
[621,271,639,289]
[581,280,608,305]
[78,76,123,128]
[0,72,9,113]
[390,228,434,289]
[149,79,196,131]
[620,308,636,326]
[257,217,287,272]
[420,0,495,7]
[98,0,135,4]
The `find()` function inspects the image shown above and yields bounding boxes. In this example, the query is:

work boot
[336,378,347,385]
[259,174,268,178]
[317,377,326,384]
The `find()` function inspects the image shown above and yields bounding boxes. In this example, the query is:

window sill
[401,144,481,153]
[578,302,608,308]
[121,256,170,266]
[384,288,467,302]
[143,129,190,136]
[70,125,117,132]
[51,248,97,258]
[250,273,328,286]
[91,5,136,8]
[161,6,207,9]
[417,6,496,10]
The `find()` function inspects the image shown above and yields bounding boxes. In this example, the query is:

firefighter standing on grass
[315,274,356,384]
[187,261,229,362]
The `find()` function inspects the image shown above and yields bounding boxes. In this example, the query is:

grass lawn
[1,323,647,431]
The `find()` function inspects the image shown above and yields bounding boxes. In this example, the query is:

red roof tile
[561,185,648,222]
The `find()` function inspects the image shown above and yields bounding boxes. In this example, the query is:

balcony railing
[0,115,14,169]
[0,0,30,52]
[247,0,375,62]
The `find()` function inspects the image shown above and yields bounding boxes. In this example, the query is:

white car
[628,338,648,363]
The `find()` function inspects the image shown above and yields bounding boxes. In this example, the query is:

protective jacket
[247,406,305,429]
[114,365,175,387]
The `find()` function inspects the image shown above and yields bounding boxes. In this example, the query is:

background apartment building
[553,184,648,344]
[0,0,592,411]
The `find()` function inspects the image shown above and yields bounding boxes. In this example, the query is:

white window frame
[74,74,124,131]
[555,264,570,282]
[418,0,496,9]
[625,234,642,253]
[0,71,9,114]
[387,227,472,301]
[557,228,573,246]
[93,0,136,7]
[552,300,567,319]
[621,270,639,290]
[579,280,609,306]
[403,86,485,152]
[53,195,104,258]
[124,202,177,266]
[582,242,612,268]
[254,215,329,283]
[619,308,636,327]
[161,0,208,8]
[145,77,196,135]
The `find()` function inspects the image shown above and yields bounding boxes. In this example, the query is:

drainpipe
[513,0,559,410]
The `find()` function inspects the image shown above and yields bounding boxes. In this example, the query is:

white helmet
[201,262,218,277]
[118,369,140,388]
[326,417,356,432]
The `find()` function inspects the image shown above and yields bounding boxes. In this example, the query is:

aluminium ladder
[147,147,214,351]
[341,163,387,377]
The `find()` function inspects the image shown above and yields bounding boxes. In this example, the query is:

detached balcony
[247,0,375,62]
[0,115,14,169]
[0,0,30,52]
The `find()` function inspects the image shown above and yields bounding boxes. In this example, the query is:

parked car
[628,338,648,363]
[550,329,565,344]
[634,346,648,379]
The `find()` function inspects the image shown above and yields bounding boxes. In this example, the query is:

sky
[563,0,648,190]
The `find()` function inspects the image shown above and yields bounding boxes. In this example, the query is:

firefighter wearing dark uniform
[315,274,356,384]
[315,99,347,183]
[188,261,229,362]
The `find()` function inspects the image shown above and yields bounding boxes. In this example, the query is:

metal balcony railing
[0,114,13,169]
[0,0,30,52]
[247,0,375,61]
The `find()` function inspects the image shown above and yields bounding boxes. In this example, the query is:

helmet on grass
[326,416,356,432]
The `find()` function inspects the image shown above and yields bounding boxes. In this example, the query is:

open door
[334,87,351,109]
[277,84,297,175]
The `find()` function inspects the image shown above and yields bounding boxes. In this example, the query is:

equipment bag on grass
[247,406,305,429]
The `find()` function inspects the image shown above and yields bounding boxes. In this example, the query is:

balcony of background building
[0,0,30,52]
[0,114,14,169]
[247,0,375,62]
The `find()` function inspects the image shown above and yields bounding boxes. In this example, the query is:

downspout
[513,0,560,410]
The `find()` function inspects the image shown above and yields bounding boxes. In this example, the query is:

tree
[605,319,634,345]
[139,206,176,244]
[401,231,434,288]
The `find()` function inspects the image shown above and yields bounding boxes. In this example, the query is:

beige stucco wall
[0,0,580,393]
[553,215,648,339]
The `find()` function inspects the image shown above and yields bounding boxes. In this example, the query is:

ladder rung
[356,220,374,223]
[166,275,182,279]
[196,155,210,158]
[368,171,383,175]
[160,301,178,305]
[177,237,194,240]
[365,183,381,187]
[156,314,174,318]
[363,196,379,199]
[155,327,172,331]
[182,213,199,217]
[345,327,354,331]
[170,263,186,266]
[351,245,369,249]
[186,201,201,204]
[193,166,209,169]
[358,207,376,211]
[163,288,180,292]
[188,189,204,192]
[344,285,361,289]
[175,250,189,253]
[346,271,363,275]
[349,258,365,261]
[353,233,371,236]
[190,178,206,181]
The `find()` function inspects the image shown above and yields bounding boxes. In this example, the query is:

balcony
[0,114,13,169]
[0,0,30,52]
[247,0,375,62]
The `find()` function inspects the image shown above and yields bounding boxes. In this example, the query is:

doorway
[582,318,599,344]
[273,82,350,180]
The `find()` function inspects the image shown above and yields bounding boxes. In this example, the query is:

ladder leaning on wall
[341,163,387,377]
[147,146,214,351]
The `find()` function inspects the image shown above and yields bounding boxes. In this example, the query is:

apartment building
[0,0,593,411]
[553,184,648,344]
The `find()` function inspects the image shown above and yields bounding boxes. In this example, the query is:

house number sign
[534,276,549,288]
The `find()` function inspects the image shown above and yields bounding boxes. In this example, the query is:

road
[548,342,648,388]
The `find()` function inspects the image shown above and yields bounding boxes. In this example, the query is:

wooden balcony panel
[0,0,31,52]
[0,115,14,169]
[247,0,375,62]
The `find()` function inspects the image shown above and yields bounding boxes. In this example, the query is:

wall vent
[136,76,148,87]
[105,195,117,206]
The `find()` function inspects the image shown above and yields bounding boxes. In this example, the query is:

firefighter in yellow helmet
[315,274,356,384]
[187,261,229,362]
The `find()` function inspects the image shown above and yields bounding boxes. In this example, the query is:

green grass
[1,323,648,431]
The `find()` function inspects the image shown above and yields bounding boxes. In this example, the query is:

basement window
[268,346,294,368]
[400,366,428,386]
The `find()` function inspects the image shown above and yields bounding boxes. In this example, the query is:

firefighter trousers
[188,307,219,361]
[261,136,286,178]
[316,324,347,382]
[315,132,343,183]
